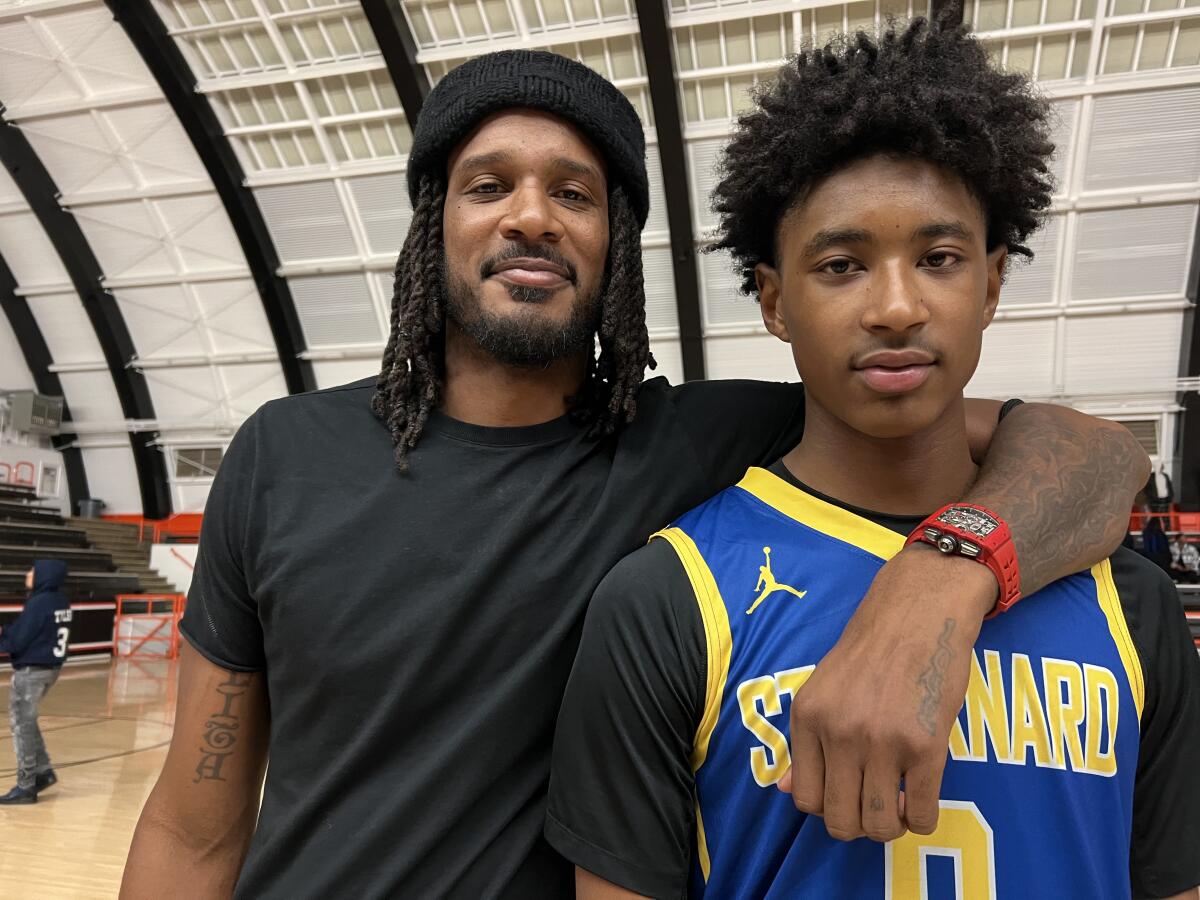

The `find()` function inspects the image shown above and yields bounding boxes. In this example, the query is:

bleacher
[0,487,147,657]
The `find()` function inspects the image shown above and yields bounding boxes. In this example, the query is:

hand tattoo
[916,618,956,736]
[194,671,252,784]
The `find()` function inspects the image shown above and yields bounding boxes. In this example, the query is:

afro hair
[711,13,1056,295]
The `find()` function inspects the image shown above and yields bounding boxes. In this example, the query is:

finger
[900,755,948,835]
[776,766,792,794]
[860,761,905,843]
[821,755,864,842]
[788,724,825,814]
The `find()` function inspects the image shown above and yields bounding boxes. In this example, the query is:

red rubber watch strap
[905,503,1022,619]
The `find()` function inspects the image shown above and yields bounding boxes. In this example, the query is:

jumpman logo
[746,546,807,615]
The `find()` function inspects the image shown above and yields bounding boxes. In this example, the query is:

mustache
[479,243,578,283]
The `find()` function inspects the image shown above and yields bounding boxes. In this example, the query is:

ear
[755,262,791,343]
[982,245,1007,329]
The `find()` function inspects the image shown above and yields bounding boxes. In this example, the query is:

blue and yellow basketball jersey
[654,467,1143,900]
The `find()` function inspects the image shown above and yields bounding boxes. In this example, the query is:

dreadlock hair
[711,12,1055,296]
[372,176,655,470]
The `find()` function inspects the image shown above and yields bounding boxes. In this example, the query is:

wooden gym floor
[0,658,177,899]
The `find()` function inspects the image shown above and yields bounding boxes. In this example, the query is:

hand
[779,543,996,842]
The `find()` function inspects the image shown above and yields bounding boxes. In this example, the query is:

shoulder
[586,538,704,658]
[637,376,803,416]
[1105,547,1194,701]
[254,376,375,425]
[228,377,378,460]
[1107,546,1180,616]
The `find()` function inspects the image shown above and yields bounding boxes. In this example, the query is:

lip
[489,257,571,288]
[854,350,937,396]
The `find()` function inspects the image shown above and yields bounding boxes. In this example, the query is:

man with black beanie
[1,559,71,805]
[120,50,1148,898]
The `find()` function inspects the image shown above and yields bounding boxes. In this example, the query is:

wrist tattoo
[916,618,956,736]
[194,671,252,784]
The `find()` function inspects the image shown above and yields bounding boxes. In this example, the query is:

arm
[0,602,41,657]
[576,867,647,899]
[121,641,268,899]
[785,403,1150,841]
[544,541,703,899]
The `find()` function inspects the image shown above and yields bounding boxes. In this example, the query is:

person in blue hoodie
[0,559,71,805]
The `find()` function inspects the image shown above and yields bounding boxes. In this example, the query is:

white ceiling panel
[192,279,285,354]
[644,143,669,238]
[57,371,125,423]
[1071,203,1197,302]
[1063,310,1184,396]
[142,366,230,421]
[648,336,684,385]
[0,314,35,391]
[642,246,679,332]
[25,293,105,364]
[18,104,207,198]
[218,362,291,419]
[347,172,412,256]
[70,196,247,280]
[256,180,358,261]
[312,357,380,390]
[290,272,383,347]
[999,214,1061,308]
[704,333,796,382]
[114,284,216,359]
[1084,86,1200,192]
[688,136,727,232]
[1047,99,1078,193]
[78,447,143,514]
[969,318,1057,398]
[0,5,155,116]
[0,212,70,289]
[701,247,756,328]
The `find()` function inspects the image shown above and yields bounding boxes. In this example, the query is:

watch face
[935,506,999,538]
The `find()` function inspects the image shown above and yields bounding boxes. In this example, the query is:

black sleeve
[178,411,266,672]
[1110,549,1200,898]
[546,538,706,899]
[667,379,805,495]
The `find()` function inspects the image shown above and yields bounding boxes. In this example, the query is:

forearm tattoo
[967,409,1144,595]
[194,671,253,784]
[916,618,957,736]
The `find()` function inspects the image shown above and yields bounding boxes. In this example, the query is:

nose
[499,182,564,244]
[860,261,930,335]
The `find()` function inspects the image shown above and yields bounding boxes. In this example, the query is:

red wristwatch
[905,504,1021,619]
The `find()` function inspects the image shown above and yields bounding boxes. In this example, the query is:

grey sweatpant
[8,666,60,790]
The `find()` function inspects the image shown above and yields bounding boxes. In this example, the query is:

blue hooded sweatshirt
[0,559,71,667]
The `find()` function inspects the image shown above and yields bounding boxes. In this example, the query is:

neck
[783,395,977,516]
[440,320,588,427]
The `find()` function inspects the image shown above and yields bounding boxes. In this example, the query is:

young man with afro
[546,18,1200,900]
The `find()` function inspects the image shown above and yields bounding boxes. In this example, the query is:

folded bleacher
[0,490,146,658]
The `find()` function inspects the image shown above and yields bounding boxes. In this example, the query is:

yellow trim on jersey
[652,526,732,883]
[736,467,907,561]
[1091,558,1145,720]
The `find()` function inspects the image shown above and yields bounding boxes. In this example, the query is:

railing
[113,594,186,659]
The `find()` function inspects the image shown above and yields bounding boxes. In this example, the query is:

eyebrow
[454,151,602,183]
[913,220,976,242]
[801,228,873,258]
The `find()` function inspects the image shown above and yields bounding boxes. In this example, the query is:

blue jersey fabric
[0,559,72,667]
[661,468,1141,900]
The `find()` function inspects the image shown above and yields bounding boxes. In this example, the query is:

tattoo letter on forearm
[194,671,252,784]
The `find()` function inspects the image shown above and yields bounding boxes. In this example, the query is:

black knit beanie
[407,50,649,229]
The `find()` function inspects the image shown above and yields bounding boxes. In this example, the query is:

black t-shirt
[546,462,1200,899]
[180,375,807,899]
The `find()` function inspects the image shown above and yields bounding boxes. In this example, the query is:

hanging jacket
[0,559,71,667]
